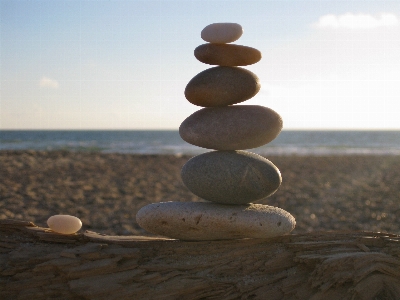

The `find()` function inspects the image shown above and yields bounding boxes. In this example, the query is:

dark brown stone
[184,66,261,107]
[194,43,261,66]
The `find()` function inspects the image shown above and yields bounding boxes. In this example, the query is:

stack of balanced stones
[137,23,295,241]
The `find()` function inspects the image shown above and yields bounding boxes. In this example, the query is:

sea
[1,130,400,156]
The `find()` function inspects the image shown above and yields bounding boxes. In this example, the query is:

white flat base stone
[136,202,295,241]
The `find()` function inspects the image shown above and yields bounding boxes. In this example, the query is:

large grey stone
[179,105,283,150]
[184,66,261,107]
[136,201,295,241]
[194,43,262,66]
[181,150,281,204]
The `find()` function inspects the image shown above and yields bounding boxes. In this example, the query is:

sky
[1,0,400,130]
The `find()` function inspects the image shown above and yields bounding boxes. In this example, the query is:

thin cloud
[313,13,399,29]
[39,76,59,89]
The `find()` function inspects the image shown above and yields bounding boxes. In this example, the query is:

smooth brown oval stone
[194,43,261,66]
[181,150,282,204]
[184,67,261,107]
[179,105,282,150]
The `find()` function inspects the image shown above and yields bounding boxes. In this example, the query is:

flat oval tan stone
[194,43,261,66]
[181,150,282,204]
[179,105,282,150]
[136,202,295,241]
[201,23,243,43]
[185,66,261,107]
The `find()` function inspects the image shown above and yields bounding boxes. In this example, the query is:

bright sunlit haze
[1,0,399,130]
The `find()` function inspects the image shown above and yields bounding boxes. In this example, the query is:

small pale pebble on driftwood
[47,214,82,234]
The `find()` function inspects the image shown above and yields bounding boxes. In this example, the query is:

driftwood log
[1,219,400,299]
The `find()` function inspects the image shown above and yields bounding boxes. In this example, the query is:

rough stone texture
[179,105,283,150]
[185,66,261,107]
[136,202,295,240]
[181,150,282,204]
[194,43,261,66]
[201,22,243,43]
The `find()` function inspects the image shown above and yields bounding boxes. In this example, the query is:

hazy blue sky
[1,0,400,130]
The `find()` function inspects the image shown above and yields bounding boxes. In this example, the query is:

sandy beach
[1,150,400,236]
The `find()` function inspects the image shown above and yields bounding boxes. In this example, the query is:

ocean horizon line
[2,130,400,156]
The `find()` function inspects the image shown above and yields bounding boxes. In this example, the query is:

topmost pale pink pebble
[201,23,243,43]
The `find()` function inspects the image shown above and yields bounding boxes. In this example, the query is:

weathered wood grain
[1,219,400,299]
